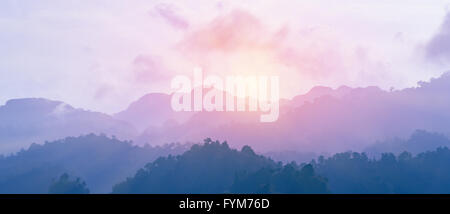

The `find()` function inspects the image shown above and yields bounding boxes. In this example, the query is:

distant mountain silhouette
[290,85,352,107]
[364,130,450,157]
[0,134,189,193]
[114,93,193,132]
[123,89,263,145]
[133,72,450,154]
[0,98,137,153]
[2,73,450,155]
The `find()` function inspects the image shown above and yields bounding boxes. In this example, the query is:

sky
[1,0,450,113]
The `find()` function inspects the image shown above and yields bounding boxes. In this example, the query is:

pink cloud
[176,9,347,79]
[154,3,189,30]
[173,9,392,93]
[177,10,283,54]
[132,54,169,83]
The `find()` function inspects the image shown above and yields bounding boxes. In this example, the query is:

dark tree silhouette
[0,134,189,193]
[230,163,329,193]
[112,138,330,193]
[313,147,450,193]
[48,173,90,194]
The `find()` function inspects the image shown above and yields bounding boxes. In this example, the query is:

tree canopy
[48,173,90,194]
[112,138,330,194]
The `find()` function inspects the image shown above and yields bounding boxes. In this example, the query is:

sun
[226,48,281,77]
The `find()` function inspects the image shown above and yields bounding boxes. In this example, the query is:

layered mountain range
[1,72,450,154]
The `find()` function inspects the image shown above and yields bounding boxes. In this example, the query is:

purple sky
[1,0,450,113]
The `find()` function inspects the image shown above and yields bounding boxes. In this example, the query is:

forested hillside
[0,134,189,193]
